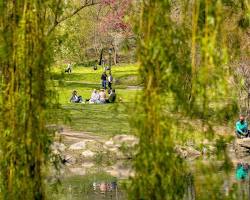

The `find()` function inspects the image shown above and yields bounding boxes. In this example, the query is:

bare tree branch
[47,0,101,35]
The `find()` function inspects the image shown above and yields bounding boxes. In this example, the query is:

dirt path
[126,85,143,90]
[58,128,106,146]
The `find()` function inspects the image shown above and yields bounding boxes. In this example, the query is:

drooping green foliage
[129,0,248,199]
[0,1,60,199]
[129,1,190,199]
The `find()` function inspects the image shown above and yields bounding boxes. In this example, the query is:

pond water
[48,153,250,200]
[48,171,127,200]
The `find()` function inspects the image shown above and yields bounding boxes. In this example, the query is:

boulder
[105,162,134,179]
[64,155,77,165]
[234,138,250,156]
[85,140,104,152]
[104,140,114,147]
[186,146,201,157]
[81,162,95,168]
[68,167,86,176]
[51,142,66,154]
[175,145,201,159]
[69,141,86,150]
[103,135,139,159]
[103,140,114,148]
[112,135,139,147]
[236,138,250,149]
[82,150,96,158]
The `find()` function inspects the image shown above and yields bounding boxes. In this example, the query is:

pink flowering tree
[49,0,134,64]
[99,0,134,64]
[101,0,132,33]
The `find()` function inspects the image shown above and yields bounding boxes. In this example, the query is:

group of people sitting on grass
[70,89,116,104]
[70,69,116,104]
[89,88,116,104]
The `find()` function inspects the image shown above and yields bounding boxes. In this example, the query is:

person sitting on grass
[236,115,249,138]
[99,89,106,104]
[70,90,83,103]
[106,89,116,103]
[65,63,72,73]
[89,89,100,104]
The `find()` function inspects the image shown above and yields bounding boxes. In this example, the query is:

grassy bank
[53,64,140,137]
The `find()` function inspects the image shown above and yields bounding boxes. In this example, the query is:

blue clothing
[236,165,248,181]
[102,80,107,89]
[236,120,248,135]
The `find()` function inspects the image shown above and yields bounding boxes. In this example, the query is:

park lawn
[53,64,141,137]
[60,103,134,138]
[52,63,140,85]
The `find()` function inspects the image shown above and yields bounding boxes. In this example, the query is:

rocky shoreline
[52,128,250,179]
[52,129,138,179]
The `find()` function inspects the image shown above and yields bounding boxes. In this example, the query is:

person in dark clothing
[101,72,107,90]
[106,89,116,103]
[93,60,98,70]
[70,90,83,103]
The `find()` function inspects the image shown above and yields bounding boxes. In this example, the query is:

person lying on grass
[236,115,249,138]
[70,90,83,103]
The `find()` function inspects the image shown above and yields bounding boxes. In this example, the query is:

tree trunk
[111,43,118,65]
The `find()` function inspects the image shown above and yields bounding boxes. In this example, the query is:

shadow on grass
[61,82,100,89]
[60,103,133,137]
[60,81,133,90]
[63,73,100,82]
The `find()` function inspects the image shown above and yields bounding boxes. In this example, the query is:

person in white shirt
[89,89,100,104]
[108,72,113,90]
[65,63,72,73]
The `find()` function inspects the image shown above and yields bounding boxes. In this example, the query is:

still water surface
[49,155,250,200]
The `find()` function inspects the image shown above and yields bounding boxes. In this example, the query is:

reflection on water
[49,159,250,199]
[188,159,250,200]
[234,163,250,200]
[48,172,127,200]
[236,163,249,181]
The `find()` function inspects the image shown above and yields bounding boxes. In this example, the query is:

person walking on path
[101,72,107,90]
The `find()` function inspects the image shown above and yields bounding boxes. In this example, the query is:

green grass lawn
[54,64,140,137]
